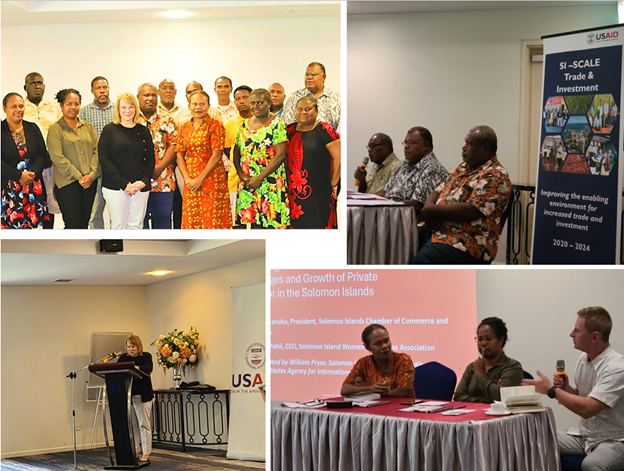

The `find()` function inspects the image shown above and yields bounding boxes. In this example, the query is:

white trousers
[131,396,153,456]
[102,188,149,230]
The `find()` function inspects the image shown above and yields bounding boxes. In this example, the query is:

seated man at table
[377,126,448,219]
[341,324,415,398]
[412,125,511,265]
[354,133,401,194]
[523,307,624,471]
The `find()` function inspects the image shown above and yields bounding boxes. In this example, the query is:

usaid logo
[587,30,619,44]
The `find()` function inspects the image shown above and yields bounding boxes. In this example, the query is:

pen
[451,406,466,410]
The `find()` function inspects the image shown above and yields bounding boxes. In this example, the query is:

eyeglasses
[65,102,80,108]
[474,336,498,343]
[296,107,316,113]
[304,73,322,78]
[366,143,383,150]
[402,140,421,147]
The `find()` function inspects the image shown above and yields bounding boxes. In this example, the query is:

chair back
[413,361,457,401]
[500,188,515,230]
[522,370,534,380]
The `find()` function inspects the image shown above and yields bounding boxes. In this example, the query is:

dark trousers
[172,187,182,229]
[54,180,97,229]
[411,240,491,265]
[143,192,174,229]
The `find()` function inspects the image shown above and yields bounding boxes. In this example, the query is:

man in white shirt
[214,76,237,123]
[524,307,624,471]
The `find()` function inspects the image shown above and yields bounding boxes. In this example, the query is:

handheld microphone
[555,359,566,375]
[354,156,369,187]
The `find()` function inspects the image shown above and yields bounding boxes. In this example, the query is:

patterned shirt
[282,87,341,130]
[23,98,62,140]
[569,345,624,451]
[343,352,415,398]
[384,152,448,214]
[217,102,238,124]
[79,101,115,137]
[432,156,512,262]
[157,101,183,119]
[365,152,402,195]
[137,111,178,192]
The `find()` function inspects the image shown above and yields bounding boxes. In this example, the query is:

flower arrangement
[151,327,200,374]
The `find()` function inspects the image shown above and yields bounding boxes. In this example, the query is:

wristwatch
[547,386,557,399]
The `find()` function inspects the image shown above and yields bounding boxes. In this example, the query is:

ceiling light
[161,11,193,19]
[151,270,171,276]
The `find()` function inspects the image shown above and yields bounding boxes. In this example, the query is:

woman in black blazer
[118,334,154,463]
[2,92,50,228]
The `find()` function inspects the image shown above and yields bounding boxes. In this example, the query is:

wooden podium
[89,362,150,469]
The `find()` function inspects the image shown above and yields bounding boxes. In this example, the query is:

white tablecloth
[347,205,418,265]
[272,406,560,471]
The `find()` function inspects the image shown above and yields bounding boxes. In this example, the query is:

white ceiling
[1,239,265,285]
[347,1,617,15]
[1,1,340,26]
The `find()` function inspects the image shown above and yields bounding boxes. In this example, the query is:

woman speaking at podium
[118,334,154,463]
[341,324,415,398]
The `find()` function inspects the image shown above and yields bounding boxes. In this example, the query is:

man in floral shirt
[412,125,511,264]
[137,83,178,229]
[378,127,448,221]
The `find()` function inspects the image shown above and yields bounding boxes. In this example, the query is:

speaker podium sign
[532,24,623,264]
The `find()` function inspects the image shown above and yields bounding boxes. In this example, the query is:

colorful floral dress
[177,117,232,229]
[343,352,416,398]
[235,118,289,228]
[2,132,50,229]
[287,122,339,229]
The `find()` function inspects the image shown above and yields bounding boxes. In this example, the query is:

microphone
[354,156,369,187]
[555,359,565,375]
[103,351,122,363]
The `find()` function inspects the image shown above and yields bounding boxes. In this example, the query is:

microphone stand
[66,353,117,469]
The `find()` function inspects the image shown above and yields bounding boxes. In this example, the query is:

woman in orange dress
[176,90,232,229]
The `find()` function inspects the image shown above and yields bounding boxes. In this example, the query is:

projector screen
[270,269,477,402]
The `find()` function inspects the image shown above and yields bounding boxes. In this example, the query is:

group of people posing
[2,62,341,229]
[354,125,512,264]
[586,142,616,176]
[342,307,624,471]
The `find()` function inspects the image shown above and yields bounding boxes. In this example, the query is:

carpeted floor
[1,448,265,471]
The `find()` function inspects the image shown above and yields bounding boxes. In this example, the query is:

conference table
[347,191,419,265]
[272,397,560,471]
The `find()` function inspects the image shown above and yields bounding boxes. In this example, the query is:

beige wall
[1,256,265,458]
[146,257,266,391]
[1,15,340,118]
[477,269,624,432]
[1,285,149,457]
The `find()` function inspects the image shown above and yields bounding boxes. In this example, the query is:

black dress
[1,120,50,228]
[286,122,339,229]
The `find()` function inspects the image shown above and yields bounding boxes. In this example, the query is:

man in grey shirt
[524,306,624,471]
[79,76,114,229]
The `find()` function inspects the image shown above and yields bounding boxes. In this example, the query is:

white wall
[1,14,340,113]
[477,268,624,432]
[1,285,150,457]
[348,5,616,185]
[0,256,265,458]
[146,257,265,391]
